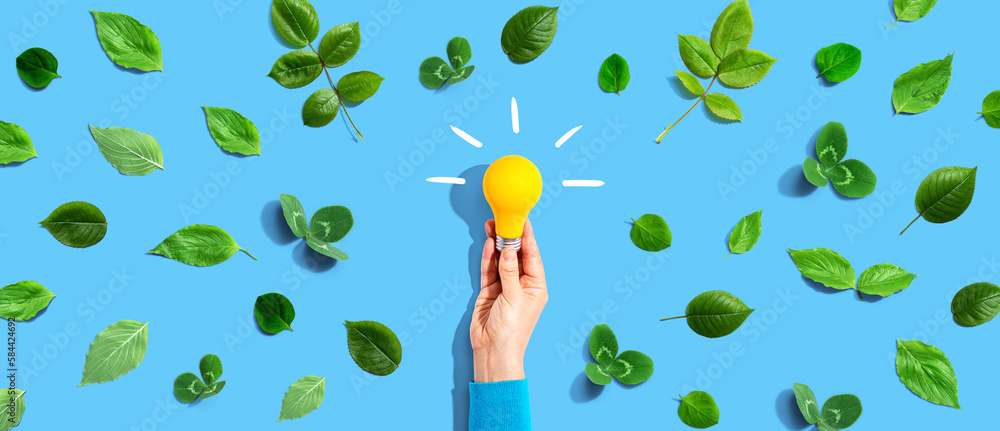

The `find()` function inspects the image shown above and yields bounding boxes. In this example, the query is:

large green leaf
[816,43,862,82]
[598,53,630,94]
[305,237,349,260]
[717,49,775,88]
[892,53,953,115]
[279,194,309,238]
[892,0,938,25]
[0,281,55,321]
[254,293,296,334]
[803,158,828,187]
[978,90,1000,128]
[278,375,325,421]
[678,391,720,428]
[584,362,612,385]
[630,214,671,252]
[91,11,162,71]
[16,47,60,88]
[588,324,618,369]
[419,57,453,89]
[79,320,148,386]
[675,71,705,96]
[203,106,261,156]
[346,320,402,376]
[173,372,205,403]
[500,6,559,62]
[857,264,916,297]
[895,339,960,408]
[40,201,107,248]
[828,159,877,198]
[607,350,654,385]
[710,0,753,60]
[727,209,762,256]
[681,290,753,338]
[792,383,821,424]
[89,125,164,176]
[149,225,254,267]
[815,121,848,167]
[951,282,1000,327]
[270,0,319,47]
[336,71,383,102]
[788,248,855,290]
[267,50,323,88]
[318,22,360,67]
[302,89,341,127]
[820,394,863,429]
[309,205,353,243]
[447,37,472,70]
[0,121,36,165]
[912,166,977,226]
[704,93,743,121]
[678,34,719,78]
[0,389,24,431]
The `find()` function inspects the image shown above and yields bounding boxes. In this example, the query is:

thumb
[498,247,522,300]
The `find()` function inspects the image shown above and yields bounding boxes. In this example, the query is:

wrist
[473,349,525,383]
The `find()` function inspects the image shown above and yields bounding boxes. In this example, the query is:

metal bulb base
[495,236,521,252]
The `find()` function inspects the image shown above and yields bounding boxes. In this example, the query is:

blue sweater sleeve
[469,379,532,431]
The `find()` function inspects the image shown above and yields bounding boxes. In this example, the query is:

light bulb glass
[482,155,543,251]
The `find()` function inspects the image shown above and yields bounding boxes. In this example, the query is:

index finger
[480,220,499,288]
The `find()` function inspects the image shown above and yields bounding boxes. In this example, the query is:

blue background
[3,0,996,429]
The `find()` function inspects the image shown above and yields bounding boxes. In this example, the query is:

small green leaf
[91,11,163,71]
[584,362,612,385]
[0,281,55,321]
[40,201,107,248]
[419,57,453,89]
[678,34,719,78]
[788,248,855,290]
[792,383,821,424]
[337,71,384,102]
[309,205,353,243]
[302,89,340,127]
[902,166,977,234]
[704,93,743,121]
[268,50,323,88]
[449,65,475,85]
[0,121,36,165]
[173,372,205,403]
[199,354,223,385]
[978,90,1000,128]
[710,0,754,60]
[803,158,828,187]
[0,389,24,430]
[16,47,60,88]
[150,225,254,267]
[270,0,320,47]
[346,320,402,376]
[857,264,916,297]
[447,37,472,70]
[675,290,753,338]
[821,394,863,429]
[598,53,630,94]
[892,53,953,115]
[828,159,877,198]
[951,282,1000,327]
[255,293,295,334]
[201,380,226,400]
[278,375,325,421]
[318,22,360,67]
[500,6,559,62]
[306,236,349,260]
[717,49,776,88]
[203,106,261,156]
[815,121,848,167]
[279,194,309,238]
[608,350,654,385]
[80,319,148,386]
[89,125,164,176]
[678,391,720,428]
[727,209,762,256]
[891,0,938,26]
[630,214,671,252]
[816,43,862,82]
[588,324,618,369]
[896,339,960,409]
[675,70,705,96]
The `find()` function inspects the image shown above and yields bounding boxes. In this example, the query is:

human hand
[470,219,548,383]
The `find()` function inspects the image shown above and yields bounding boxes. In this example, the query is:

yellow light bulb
[482,155,543,251]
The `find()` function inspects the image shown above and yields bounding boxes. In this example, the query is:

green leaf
[447,36,472,70]
[203,106,261,156]
[902,166,977,233]
[79,319,148,386]
[318,22,360,67]
[267,50,323,88]
[16,47,60,88]
[821,394,863,429]
[419,57,453,89]
[199,354,223,385]
[788,248,855,290]
[279,194,309,238]
[201,380,226,400]
[0,281,55,321]
[278,375,325,421]
[0,389,25,431]
[951,282,1000,327]
[892,53,953,115]
[630,214,671,252]
[857,264,916,297]
[309,205,353,243]
[803,158,828,187]
[710,0,753,60]
[500,5,559,62]
[588,324,618,369]
[270,0,319,47]
[346,320,402,376]
[892,0,938,25]
[598,53,630,94]
[816,43,862,82]
[828,159,877,198]
[337,71,384,102]
[815,121,848,167]
[678,391,720,428]
[173,372,205,403]
[149,224,255,267]
[727,209,762,256]
[717,49,775,88]
[675,70,705,96]
[40,201,107,248]
[584,362,612,385]
[90,11,162,71]
[0,121,36,165]
[679,290,753,338]
[704,93,743,121]
[305,237,349,260]
[678,34,719,78]
[792,383,821,424]
[255,293,296,334]
[895,339,960,409]
[607,350,654,385]
[89,125,164,176]
[302,89,340,127]
[978,90,1000,128]
[449,65,475,85]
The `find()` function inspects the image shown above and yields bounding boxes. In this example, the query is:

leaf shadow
[702,103,740,125]
[667,76,700,100]
[23,298,54,323]
[569,371,604,403]
[800,275,840,295]
[19,79,46,92]
[261,200,299,245]
[0,159,30,169]
[776,388,812,430]
[778,165,817,198]
[805,126,822,158]
[857,291,885,303]
[292,241,337,273]
[614,376,650,389]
